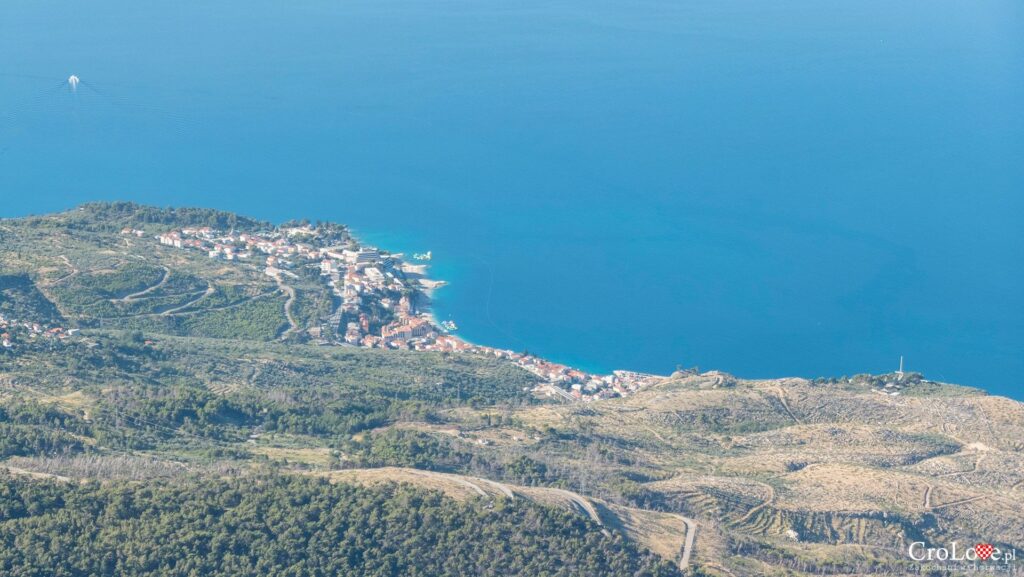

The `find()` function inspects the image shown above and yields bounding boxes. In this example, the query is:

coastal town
[150,224,665,401]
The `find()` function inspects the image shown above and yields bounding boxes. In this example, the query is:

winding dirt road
[116,266,170,302]
[271,275,299,338]
[774,386,802,425]
[546,488,604,526]
[735,483,775,525]
[44,255,79,287]
[678,516,697,571]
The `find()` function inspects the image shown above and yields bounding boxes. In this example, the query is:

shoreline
[152,217,1008,403]
[147,219,663,401]
[13,201,1010,402]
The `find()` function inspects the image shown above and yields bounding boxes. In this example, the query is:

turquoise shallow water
[1,0,1022,399]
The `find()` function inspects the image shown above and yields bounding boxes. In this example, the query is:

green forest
[0,473,680,577]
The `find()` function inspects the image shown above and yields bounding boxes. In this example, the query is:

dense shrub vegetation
[4,333,537,449]
[50,264,167,312]
[0,474,680,577]
[0,424,84,459]
[0,273,62,322]
[63,202,271,232]
[0,403,91,458]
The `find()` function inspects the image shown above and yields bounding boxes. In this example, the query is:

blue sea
[1,0,1021,399]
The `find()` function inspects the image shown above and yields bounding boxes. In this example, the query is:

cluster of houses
[0,314,77,351]
[147,224,664,401]
[414,338,664,400]
[152,224,438,348]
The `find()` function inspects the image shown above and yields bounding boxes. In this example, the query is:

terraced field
[469,373,1024,574]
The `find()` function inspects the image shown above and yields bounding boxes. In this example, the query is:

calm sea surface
[2,0,1021,398]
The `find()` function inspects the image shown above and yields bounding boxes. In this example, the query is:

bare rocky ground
[490,373,1024,575]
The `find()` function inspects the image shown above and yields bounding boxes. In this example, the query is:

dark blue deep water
[2,0,1021,398]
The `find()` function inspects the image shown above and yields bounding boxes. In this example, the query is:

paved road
[677,516,697,571]
[117,266,170,302]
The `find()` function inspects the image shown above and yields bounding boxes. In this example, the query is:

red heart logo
[975,543,994,561]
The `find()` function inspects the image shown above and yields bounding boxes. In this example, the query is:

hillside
[0,473,679,577]
[1,203,1021,576]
